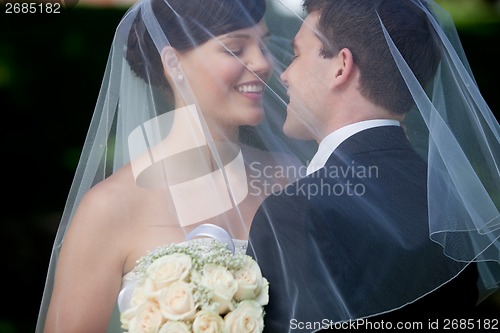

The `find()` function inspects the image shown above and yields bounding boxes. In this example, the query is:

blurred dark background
[1,4,127,333]
[0,0,499,332]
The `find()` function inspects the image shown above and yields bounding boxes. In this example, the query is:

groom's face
[280,12,335,142]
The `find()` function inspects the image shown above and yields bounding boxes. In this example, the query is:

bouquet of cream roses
[120,239,269,333]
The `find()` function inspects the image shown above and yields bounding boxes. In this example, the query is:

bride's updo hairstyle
[126,0,266,99]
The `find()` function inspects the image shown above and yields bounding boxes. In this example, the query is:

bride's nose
[245,45,272,78]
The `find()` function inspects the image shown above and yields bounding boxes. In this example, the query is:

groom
[247,0,479,332]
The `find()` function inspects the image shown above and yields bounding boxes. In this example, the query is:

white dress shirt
[306,119,401,175]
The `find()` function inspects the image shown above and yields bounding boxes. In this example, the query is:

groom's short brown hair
[303,0,441,115]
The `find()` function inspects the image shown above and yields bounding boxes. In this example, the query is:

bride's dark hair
[126,0,266,97]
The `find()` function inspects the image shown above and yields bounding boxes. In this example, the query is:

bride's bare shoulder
[71,165,141,228]
[84,164,135,197]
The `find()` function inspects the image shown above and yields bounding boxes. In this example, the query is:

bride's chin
[243,108,265,126]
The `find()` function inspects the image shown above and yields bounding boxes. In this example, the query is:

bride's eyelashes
[224,47,244,56]
[223,44,270,58]
[219,30,271,59]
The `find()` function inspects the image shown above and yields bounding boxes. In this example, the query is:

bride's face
[177,20,272,138]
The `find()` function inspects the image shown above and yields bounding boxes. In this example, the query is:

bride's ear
[161,46,183,81]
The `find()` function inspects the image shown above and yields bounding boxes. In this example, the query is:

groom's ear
[160,46,183,81]
[329,47,355,89]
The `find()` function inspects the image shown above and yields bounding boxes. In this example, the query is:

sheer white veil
[36,0,499,331]
[246,0,500,329]
[392,0,499,298]
[36,0,308,331]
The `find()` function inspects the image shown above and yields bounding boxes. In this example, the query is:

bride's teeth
[238,85,262,93]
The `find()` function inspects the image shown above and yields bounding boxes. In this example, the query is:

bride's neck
[173,101,239,144]
[204,122,239,144]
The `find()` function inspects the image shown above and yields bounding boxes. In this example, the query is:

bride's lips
[235,81,265,100]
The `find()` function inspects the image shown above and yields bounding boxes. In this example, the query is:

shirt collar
[306,119,400,175]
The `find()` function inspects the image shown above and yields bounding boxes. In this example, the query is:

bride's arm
[44,185,125,333]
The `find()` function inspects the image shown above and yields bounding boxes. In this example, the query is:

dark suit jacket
[247,126,478,332]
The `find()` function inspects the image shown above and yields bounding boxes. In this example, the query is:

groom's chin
[283,119,315,141]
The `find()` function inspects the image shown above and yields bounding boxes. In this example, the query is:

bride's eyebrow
[220,31,272,41]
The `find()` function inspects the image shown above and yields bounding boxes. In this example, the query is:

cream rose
[130,277,156,307]
[192,310,225,333]
[233,257,268,304]
[147,253,192,290]
[158,321,191,333]
[156,281,197,321]
[254,278,269,307]
[119,305,137,331]
[126,299,164,333]
[224,300,264,333]
[200,264,238,315]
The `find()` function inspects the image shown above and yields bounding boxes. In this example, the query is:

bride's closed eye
[220,31,271,59]
[224,47,244,56]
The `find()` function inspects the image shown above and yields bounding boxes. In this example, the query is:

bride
[37,0,304,332]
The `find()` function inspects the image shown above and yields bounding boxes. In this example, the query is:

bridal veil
[37,0,499,331]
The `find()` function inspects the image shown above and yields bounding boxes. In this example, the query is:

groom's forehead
[294,15,323,48]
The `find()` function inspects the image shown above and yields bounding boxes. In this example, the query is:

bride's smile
[176,19,272,136]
